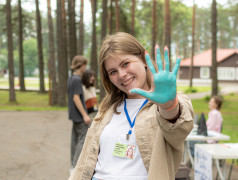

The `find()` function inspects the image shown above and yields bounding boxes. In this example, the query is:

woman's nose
[118,69,127,78]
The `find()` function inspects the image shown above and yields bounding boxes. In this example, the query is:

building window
[200,67,210,79]
[218,67,235,80]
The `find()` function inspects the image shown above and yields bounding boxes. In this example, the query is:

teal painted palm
[131,46,181,104]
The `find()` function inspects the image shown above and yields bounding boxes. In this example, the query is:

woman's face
[89,75,95,84]
[128,148,133,156]
[104,54,149,99]
[209,98,217,110]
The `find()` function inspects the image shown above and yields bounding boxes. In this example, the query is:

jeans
[71,121,88,167]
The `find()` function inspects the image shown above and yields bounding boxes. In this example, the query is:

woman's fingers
[145,52,156,75]
[155,45,163,72]
[172,57,181,76]
[164,46,170,72]
[130,88,152,100]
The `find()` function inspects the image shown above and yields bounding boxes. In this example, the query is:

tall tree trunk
[108,0,113,34]
[131,0,135,36]
[164,0,171,70]
[189,1,196,88]
[211,0,218,96]
[90,0,98,88]
[100,0,108,100]
[68,0,77,61]
[47,0,58,105]
[35,0,45,93]
[57,0,68,106]
[18,0,25,91]
[115,0,120,32]
[6,0,16,102]
[78,0,84,55]
[152,0,157,58]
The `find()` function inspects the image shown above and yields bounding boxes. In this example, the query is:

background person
[206,95,223,133]
[82,69,98,120]
[189,96,223,158]
[69,32,194,180]
[67,55,91,174]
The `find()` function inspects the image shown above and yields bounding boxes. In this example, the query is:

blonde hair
[95,32,153,121]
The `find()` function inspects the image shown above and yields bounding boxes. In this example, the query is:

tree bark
[164,0,171,70]
[78,0,84,55]
[189,1,196,88]
[131,0,135,36]
[68,0,77,61]
[211,0,218,96]
[108,0,113,34]
[18,0,25,91]
[90,0,98,87]
[115,0,120,32]
[57,0,68,106]
[6,0,16,102]
[100,0,108,100]
[35,0,45,93]
[152,0,157,58]
[47,0,58,105]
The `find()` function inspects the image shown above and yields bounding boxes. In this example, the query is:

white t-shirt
[93,99,148,180]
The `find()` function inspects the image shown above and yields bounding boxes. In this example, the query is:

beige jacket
[69,94,194,180]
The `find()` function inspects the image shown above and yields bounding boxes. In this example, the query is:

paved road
[0,111,71,180]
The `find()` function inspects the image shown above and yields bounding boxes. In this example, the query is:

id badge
[113,143,136,159]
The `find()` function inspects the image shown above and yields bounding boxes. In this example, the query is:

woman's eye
[108,70,116,76]
[123,62,129,67]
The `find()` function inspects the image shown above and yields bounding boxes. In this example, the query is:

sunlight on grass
[177,86,211,93]
[0,90,66,111]
[0,77,49,89]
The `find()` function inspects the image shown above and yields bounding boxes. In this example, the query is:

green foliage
[184,87,198,94]
[203,95,211,102]
[0,49,8,72]
[23,38,38,76]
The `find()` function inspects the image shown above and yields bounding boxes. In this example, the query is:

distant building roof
[180,49,238,67]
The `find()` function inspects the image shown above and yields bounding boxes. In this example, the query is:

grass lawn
[0,77,49,89]
[0,89,237,143]
[0,90,66,111]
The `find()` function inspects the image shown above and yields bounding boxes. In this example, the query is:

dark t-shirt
[67,74,87,123]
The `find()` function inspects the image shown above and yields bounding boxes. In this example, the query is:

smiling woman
[105,54,149,99]
[68,32,194,180]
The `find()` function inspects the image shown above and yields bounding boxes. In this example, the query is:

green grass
[0,90,66,111]
[1,87,238,143]
[0,77,49,89]
[177,86,211,93]
[192,93,238,143]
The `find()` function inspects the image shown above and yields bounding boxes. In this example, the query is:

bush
[185,87,198,94]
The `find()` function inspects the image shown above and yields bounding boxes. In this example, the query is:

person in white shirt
[69,32,194,180]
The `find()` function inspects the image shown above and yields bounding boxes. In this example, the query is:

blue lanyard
[124,99,148,139]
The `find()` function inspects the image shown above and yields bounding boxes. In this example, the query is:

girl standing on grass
[206,96,223,133]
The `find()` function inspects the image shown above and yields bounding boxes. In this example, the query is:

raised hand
[131,45,180,105]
